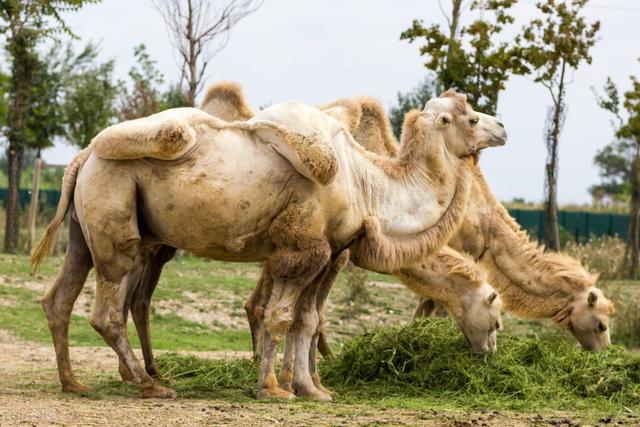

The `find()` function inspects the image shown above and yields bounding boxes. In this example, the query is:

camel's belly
[134,138,297,258]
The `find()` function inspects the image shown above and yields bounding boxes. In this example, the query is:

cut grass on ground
[155,319,640,419]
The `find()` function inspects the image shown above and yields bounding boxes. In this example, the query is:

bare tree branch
[153,0,264,106]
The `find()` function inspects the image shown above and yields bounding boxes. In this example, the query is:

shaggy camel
[318,98,614,352]
[67,84,501,398]
[112,85,503,397]
[242,92,613,355]
[34,90,507,400]
[412,166,615,351]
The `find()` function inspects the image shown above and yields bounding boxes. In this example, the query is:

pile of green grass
[156,319,640,411]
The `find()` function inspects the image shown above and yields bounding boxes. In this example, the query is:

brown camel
[34,88,507,400]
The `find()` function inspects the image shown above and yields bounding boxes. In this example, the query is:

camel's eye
[469,118,479,126]
[597,321,607,333]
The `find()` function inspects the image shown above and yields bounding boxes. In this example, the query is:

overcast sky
[42,0,640,204]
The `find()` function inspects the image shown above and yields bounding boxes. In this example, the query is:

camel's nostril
[497,122,504,128]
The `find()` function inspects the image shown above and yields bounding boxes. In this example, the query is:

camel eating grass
[33,86,507,400]
[413,166,615,351]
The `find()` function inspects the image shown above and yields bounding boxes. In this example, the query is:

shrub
[563,236,626,280]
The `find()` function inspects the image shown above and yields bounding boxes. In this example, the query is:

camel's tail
[30,147,92,270]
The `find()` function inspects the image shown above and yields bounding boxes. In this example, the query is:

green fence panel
[0,187,633,243]
[508,208,630,242]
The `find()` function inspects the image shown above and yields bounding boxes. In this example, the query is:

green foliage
[118,44,188,119]
[61,44,117,148]
[519,0,600,89]
[389,76,438,139]
[400,0,524,114]
[340,267,371,318]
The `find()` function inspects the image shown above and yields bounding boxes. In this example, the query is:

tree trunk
[444,0,463,89]
[543,62,566,252]
[622,141,640,279]
[4,32,32,253]
[186,0,197,107]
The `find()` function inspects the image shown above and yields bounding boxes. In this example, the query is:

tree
[0,0,100,253]
[389,76,439,139]
[518,0,600,251]
[153,0,263,106]
[118,44,165,120]
[400,0,525,114]
[61,44,118,148]
[593,71,640,278]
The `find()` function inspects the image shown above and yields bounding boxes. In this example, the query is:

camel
[105,85,503,398]
[412,165,615,351]
[33,88,508,400]
[314,98,615,352]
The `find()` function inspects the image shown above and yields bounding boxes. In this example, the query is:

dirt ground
[0,330,592,427]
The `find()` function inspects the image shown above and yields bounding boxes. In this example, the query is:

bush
[339,266,371,318]
[563,236,626,280]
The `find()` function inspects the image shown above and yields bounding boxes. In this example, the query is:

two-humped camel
[312,94,615,352]
[33,87,507,400]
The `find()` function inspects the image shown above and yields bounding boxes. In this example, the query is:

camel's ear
[486,292,498,306]
[588,290,598,307]
[436,112,453,128]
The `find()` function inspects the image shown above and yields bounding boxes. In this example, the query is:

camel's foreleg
[41,217,93,393]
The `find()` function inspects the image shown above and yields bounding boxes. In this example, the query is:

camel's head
[423,90,507,157]
[567,286,614,351]
[457,283,503,354]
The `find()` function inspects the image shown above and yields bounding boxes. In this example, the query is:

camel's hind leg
[413,298,449,319]
[129,245,176,378]
[41,216,93,393]
[244,267,273,360]
[309,249,350,395]
[89,238,174,398]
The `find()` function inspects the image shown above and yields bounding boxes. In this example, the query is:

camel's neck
[348,145,473,272]
[353,140,460,234]
[472,169,589,322]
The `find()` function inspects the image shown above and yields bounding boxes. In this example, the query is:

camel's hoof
[295,384,332,402]
[150,373,177,386]
[141,385,177,399]
[297,389,332,402]
[62,381,91,393]
[256,387,296,401]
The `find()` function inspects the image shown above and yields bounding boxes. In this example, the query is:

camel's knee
[263,304,294,336]
[90,313,125,342]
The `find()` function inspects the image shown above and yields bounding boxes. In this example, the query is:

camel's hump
[91,108,220,161]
